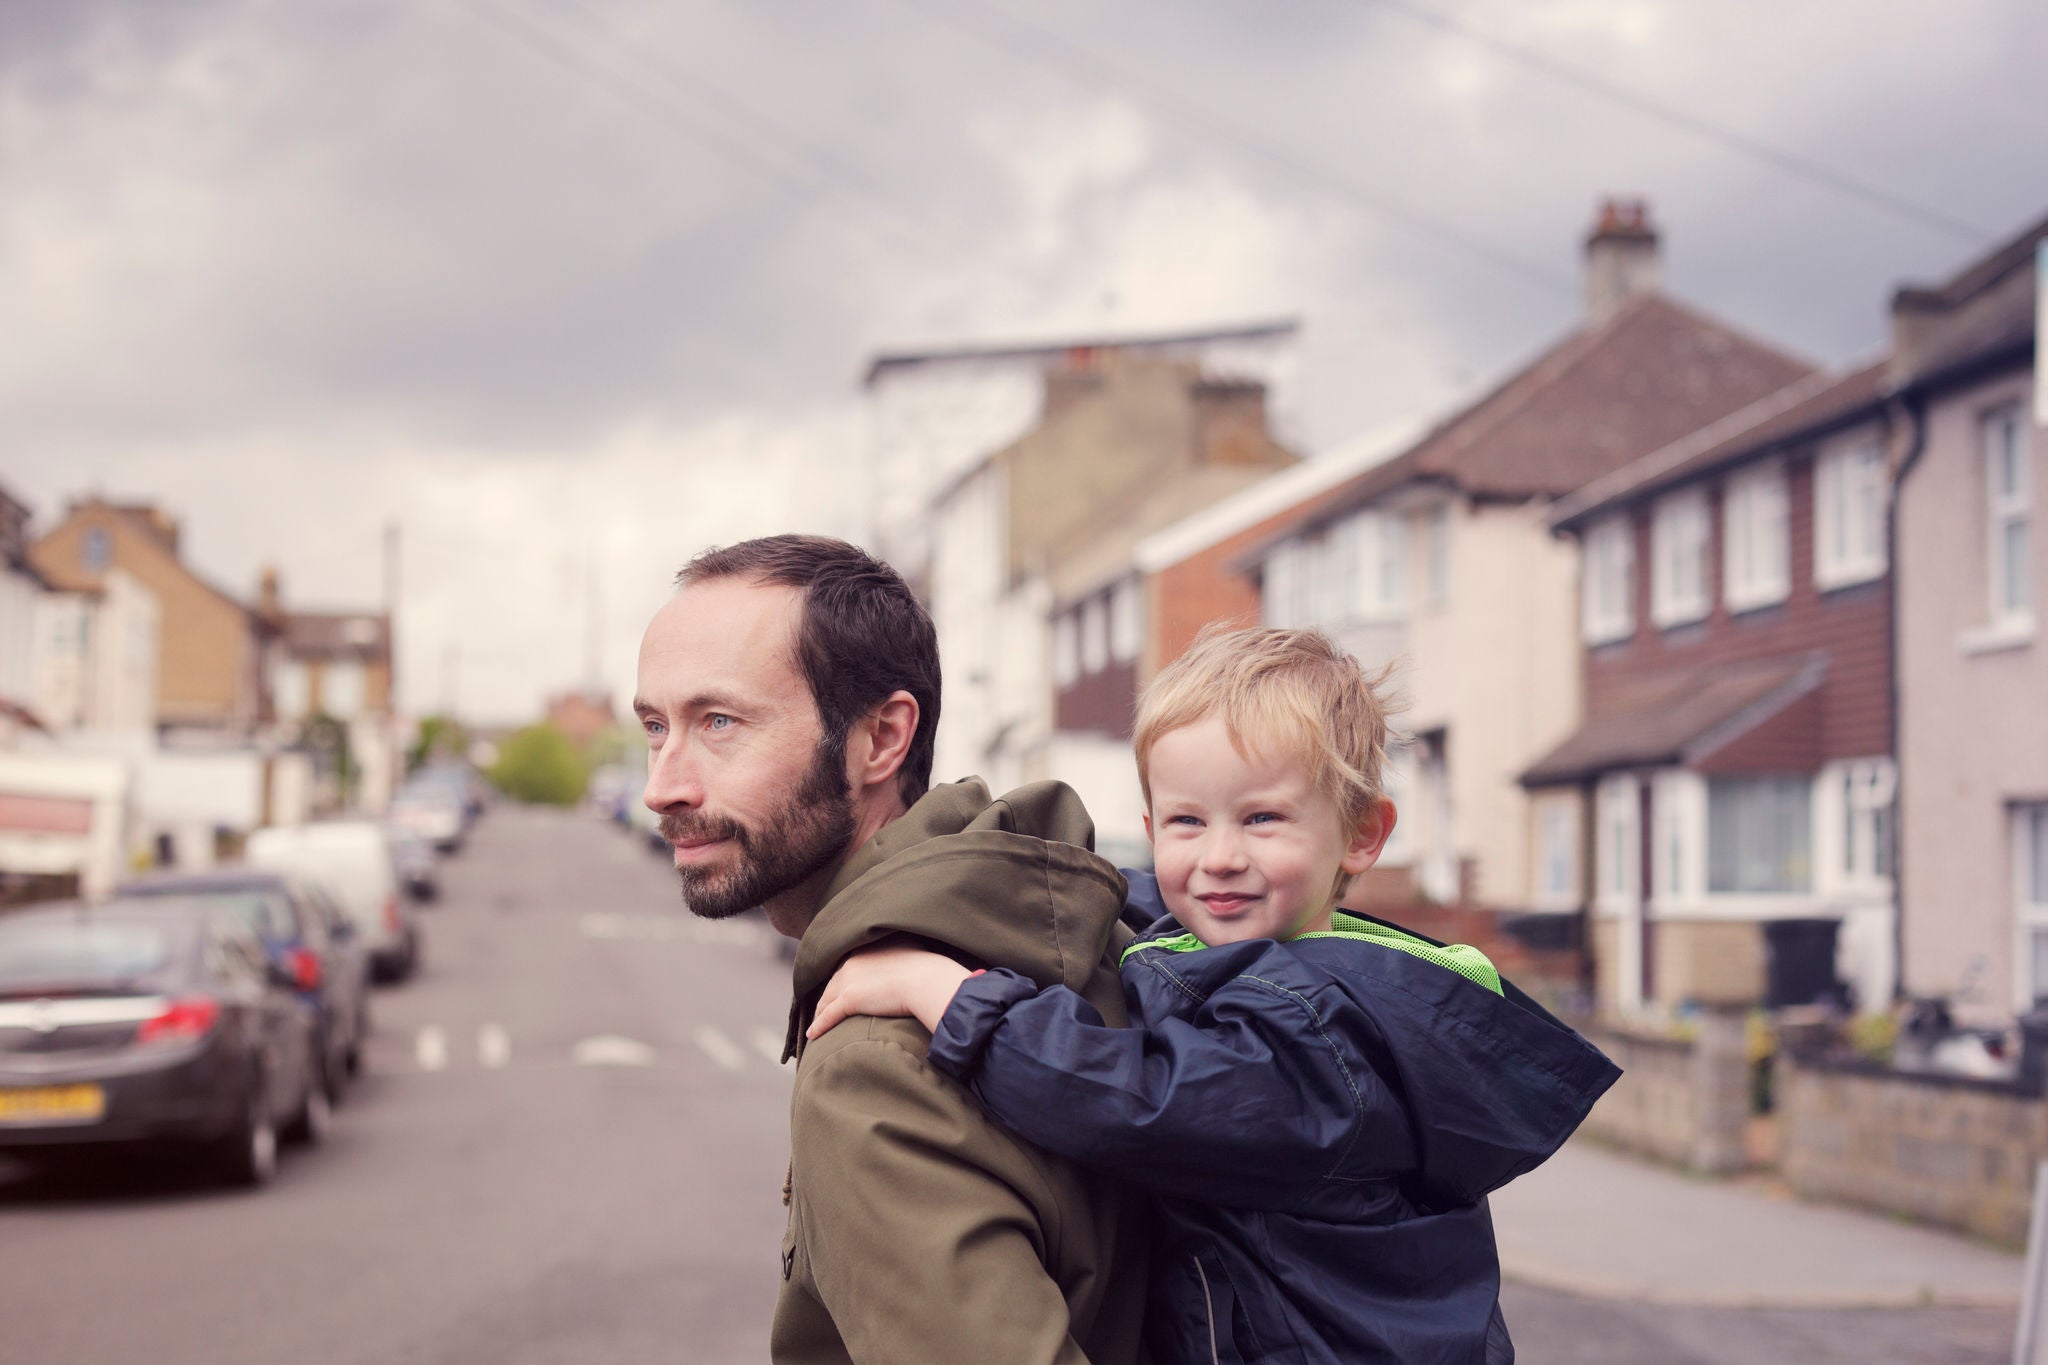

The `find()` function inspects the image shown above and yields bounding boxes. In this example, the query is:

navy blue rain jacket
[925,872,1621,1364]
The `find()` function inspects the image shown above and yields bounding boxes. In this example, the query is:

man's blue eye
[707,714,733,731]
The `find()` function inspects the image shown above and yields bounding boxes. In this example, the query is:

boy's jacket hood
[782,778,1130,1060]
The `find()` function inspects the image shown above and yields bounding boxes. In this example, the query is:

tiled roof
[1550,359,1891,532]
[1519,654,1823,787]
[1890,211,2045,392]
[1247,293,1814,551]
[284,611,391,661]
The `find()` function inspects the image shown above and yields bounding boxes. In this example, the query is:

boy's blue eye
[1247,811,1282,825]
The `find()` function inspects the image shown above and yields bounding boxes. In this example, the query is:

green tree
[409,713,470,773]
[488,722,588,806]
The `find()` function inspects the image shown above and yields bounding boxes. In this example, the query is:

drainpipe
[1885,390,1928,1004]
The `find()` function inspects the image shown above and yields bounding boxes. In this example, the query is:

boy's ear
[1141,811,1155,844]
[1340,798,1397,876]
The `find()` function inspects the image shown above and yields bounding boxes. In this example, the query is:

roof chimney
[257,565,284,623]
[1584,197,1660,324]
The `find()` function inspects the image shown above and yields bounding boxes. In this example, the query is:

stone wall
[1779,1054,2048,1245]
[1577,1006,1750,1174]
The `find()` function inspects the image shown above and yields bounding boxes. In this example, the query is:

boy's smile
[1144,715,1389,947]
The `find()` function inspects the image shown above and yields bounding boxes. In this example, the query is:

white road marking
[415,1026,448,1072]
[573,1035,657,1067]
[478,1024,511,1069]
[751,1027,788,1066]
[692,1026,746,1072]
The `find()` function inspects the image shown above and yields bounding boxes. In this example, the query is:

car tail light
[383,897,401,933]
[288,948,323,991]
[136,997,222,1046]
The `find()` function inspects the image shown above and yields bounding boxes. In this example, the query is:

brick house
[30,498,272,736]
[1531,359,1898,1015]
[1888,212,2048,1023]
[1228,202,1814,929]
[927,353,1298,862]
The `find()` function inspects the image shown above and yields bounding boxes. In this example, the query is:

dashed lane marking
[416,1026,448,1072]
[478,1024,511,1069]
[692,1026,746,1072]
[573,1035,658,1067]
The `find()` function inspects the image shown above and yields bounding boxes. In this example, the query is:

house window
[1581,517,1634,644]
[1707,776,1811,894]
[1840,758,1896,884]
[1423,504,1451,608]
[1110,579,1142,663]
[2016,804,2048,1008]
[1261,542,1303,628]
[82,527,110,574]
[1597,775,1639,903]
[1652,771,1697,900]
[1650,489,1711,628]
[323,661,365,719]
[1079,596,1109,675]
[1319,516,1363,624]
[1985,404,2033,625]
[1052,612,1079,687]
[1370,512,1409,618]
[1814,434,1887,589]
[1535,798,1577,903]
[274,661,309,721]
[1723,464,1790,612]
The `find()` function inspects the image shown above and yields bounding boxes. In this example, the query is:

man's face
[636,579,856,920]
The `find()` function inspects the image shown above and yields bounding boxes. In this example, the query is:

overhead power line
[891,0,1576,297]
[1349,0,1996,246]
[451,0,959,265]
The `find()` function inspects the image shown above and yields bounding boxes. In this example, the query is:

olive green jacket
[770,779,1151,1365]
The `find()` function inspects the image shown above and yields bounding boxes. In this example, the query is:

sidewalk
[1492,1138,2027,1309]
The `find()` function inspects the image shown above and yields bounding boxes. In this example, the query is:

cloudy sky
[4,0,2042,722]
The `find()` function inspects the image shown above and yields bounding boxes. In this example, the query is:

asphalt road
[0,804,2020,1364]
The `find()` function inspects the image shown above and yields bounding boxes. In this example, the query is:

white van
[245,821,420,981]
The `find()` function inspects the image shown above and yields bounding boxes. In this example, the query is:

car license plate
[0,1084,106,1124]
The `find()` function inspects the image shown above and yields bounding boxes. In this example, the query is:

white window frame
[1109,579,1142,663]
[1723,463,1791,612]
[1830,757,1897,891]
[1532,794,1579,909]
[1581,516,1634,644]
[1424,504,1451,608]
[1706,774,1814,896]
[1368,511,1409,621]
[1595,773,1640,913]
[1650,770,1704,909]
[1985,403,2034,629]
[1079,596,1109,675]
[1261,542,1303,628]
[1650,489,1711,628]
[1052,612,1079,687]
[1814,433,1888,590]
[2013,803,2048,1011]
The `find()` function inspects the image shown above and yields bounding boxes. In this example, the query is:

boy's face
[1143,715,1388,946]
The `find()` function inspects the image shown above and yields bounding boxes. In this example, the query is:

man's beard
[660,738,857,920]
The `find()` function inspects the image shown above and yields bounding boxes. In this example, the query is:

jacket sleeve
[929,964,1398,1210]
[782,1026,1110,1365]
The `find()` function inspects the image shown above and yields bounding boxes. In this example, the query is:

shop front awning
[1520,654,1827,787]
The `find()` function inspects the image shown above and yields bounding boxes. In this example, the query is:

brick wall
[1576,1007,1750,1173]
[1779,1055,2048,1245]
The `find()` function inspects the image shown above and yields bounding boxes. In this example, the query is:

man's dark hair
[677,535,941,805]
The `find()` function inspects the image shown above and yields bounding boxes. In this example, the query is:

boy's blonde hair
[1134,624,1397,831]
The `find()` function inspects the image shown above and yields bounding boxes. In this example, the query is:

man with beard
[635,535,1148,1365]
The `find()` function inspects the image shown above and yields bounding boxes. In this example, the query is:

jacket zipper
[1191,1256,1222,1365]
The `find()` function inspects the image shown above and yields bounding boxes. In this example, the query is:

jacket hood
[783,778,1131,1060]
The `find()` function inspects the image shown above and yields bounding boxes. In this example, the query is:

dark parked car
[117,869,372,1102]
[0,900,327,1187]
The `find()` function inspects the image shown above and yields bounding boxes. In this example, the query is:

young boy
[809,625,1620,1364]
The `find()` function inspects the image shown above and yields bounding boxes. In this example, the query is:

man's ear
[847,691,919,795]
[1340,797,1397,877]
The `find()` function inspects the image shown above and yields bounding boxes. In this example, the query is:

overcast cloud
[3,0,2042,721]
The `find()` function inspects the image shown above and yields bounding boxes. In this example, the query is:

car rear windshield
[123,889,298,943]
[0,920,175,993]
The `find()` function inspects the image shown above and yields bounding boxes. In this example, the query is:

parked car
[0,899,327,1187]
[115,869,371,1102]
[245,822,420,982]
[387,829,439,902]
[388,784,467,854]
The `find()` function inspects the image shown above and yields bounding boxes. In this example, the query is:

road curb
[1499,1254,2023,1311]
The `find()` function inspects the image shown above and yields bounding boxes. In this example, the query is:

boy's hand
[807,943,974,1039]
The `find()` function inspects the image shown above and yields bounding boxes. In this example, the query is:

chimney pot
[1584,196,1661,324]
